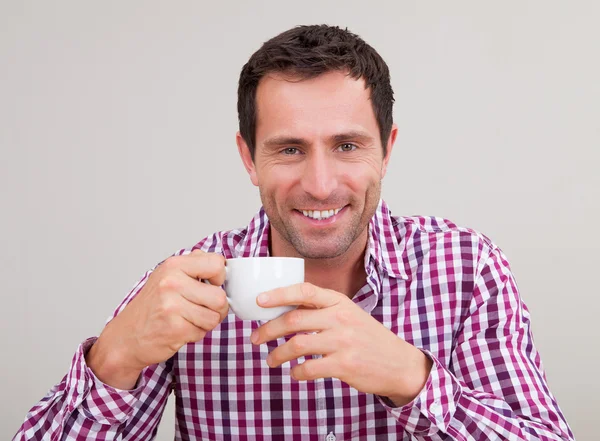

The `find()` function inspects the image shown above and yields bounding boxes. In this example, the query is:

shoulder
[392,215,501,271]
[394,215,493,243]
[392,216,495,244]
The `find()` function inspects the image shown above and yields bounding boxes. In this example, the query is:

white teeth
[300,207,343,220]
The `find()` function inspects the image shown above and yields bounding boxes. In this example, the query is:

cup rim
[226,256,304,262]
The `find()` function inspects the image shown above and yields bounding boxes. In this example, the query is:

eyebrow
[263,131,375,148]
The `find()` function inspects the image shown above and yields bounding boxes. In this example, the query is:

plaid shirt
[15,201,574,440]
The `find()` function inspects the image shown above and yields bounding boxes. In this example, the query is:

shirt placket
[313,361,328,439]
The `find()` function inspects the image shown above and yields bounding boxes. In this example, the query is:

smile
[299,208,343,220]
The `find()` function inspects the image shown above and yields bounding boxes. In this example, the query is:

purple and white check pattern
[14,201,574,440]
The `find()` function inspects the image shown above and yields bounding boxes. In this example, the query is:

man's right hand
[86,250,228,389]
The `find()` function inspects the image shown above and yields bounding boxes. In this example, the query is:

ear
[236,132,259,186]
[381,123,398,179]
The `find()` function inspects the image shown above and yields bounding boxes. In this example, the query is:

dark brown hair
[237,24,395,159]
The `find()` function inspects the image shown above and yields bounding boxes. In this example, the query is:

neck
[270,228,369,299]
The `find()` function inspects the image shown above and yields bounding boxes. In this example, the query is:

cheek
[339,161,381,190]
[258,165,300,196]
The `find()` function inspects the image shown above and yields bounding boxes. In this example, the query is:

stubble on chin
[261,186,381,260]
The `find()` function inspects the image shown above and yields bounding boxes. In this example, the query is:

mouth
[295,206,346,221]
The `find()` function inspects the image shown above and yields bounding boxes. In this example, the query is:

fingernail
[251,331,259,344]
[266,354,272,366]
[257,293,269,305]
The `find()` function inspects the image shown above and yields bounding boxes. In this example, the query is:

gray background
[1,1,598,439]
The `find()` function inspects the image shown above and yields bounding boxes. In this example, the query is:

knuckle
[191,329,207,343]
[161,256,181,270]
[214,291,228,309]
[284,309,302,327]
[301,361,316,379]
[167,316,185,335]
[198,253,226,279]
[269,349,281,366]
[205,252,225,267]
[167,341,183,353]
[158,297,178,316]
[204,310,221,329]
[335,308,353,326]
[184,329,205,345]
[290,335,306,354]
[158,276,180,293]
[300,283,317,299]
[330,290,347,306]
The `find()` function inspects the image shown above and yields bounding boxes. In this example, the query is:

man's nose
[301,150,338,200]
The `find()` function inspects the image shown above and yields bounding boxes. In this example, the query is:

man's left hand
[250,283,433,407]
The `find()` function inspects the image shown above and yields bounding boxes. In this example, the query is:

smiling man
[241,69,393,296]
[15,25,574,441]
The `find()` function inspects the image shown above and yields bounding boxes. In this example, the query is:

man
[15,25,573,440]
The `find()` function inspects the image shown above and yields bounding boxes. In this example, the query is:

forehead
[254,71,378,142]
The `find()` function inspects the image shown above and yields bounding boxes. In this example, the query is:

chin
[293,243,349,260]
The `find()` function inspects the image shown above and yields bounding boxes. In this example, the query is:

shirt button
[325,432,336,441]
[429,400,442,416]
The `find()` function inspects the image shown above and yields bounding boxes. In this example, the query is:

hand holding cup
[87,250,229,389]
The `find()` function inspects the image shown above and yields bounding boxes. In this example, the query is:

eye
[337,143,357,152]
[281,147,301,155]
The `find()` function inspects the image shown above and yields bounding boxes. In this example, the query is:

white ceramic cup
[223,257,304,321]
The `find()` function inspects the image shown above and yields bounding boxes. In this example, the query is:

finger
[163,250,226,285]
[267,331,335,368]
[166,272,229,316]
[290,356,338,382]
[257,283,344,309]
[251,307,332,345]
[178,297,224,332]
[171,315,208,344]
[157,271,228,315]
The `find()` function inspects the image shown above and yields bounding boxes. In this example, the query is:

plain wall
[1,1,598,439]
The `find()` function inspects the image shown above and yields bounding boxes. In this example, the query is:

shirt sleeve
[377,245,575,440]
[13,268,173,441]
